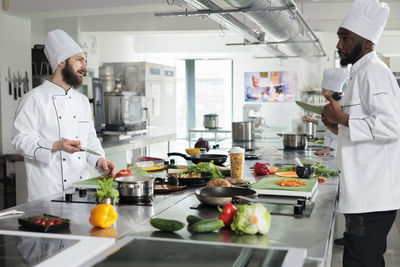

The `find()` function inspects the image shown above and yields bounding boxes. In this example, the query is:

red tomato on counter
[118,169,132,177]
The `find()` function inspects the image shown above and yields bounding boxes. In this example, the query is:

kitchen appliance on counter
[232,121,255,141]
[203,113,219,129]
[100,62,176,132]
[305,121,317,140]
[243,104,267,139]
[104,91,147,132]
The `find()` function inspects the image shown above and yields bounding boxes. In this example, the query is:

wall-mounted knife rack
[5,67,30,100]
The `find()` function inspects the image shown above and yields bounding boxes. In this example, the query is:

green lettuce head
[230,203,271,235]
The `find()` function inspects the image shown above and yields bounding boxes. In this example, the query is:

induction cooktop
[0,234,78,267]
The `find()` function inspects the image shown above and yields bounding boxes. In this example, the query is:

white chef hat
[340,0,389,44]
[44,29,83,71]
[321,68,349,92]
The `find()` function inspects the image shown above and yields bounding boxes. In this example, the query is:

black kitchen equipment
[167,152,227,165]
[167,172,212,186]
[194,187,257,206]
[115,176,154,199]
[277,133,308,150]
[295,164,315,178]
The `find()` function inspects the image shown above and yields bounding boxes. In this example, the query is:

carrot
[269,167,278,174]
[318,177,327,183]
[275,178,306,187]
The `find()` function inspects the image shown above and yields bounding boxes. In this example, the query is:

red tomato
[118,169,132,177]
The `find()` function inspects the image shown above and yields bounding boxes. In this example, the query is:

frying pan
[194,187,257,206]
[167,152,227,166]
[167,172,212,186]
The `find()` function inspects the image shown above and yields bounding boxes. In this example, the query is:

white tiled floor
[331,212,400,267]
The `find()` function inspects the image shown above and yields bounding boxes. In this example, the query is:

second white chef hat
[44,29,83,72]
[321,68,349,92]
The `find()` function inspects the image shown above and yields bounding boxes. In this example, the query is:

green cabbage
[230,203,271,235]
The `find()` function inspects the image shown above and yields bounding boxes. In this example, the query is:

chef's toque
[340,0,389,44]
[44,29,83,71]
[321,68,349,92]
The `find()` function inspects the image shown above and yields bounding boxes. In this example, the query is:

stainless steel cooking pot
[232,121,254,141]
[115,176,154,198]
[203,114,219,129]
[277,133,308,150]
[305,121,317,139]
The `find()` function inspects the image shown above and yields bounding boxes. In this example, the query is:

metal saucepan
[194,187,257,206]
[167,152,227,166]
[277,133,308,150]
[115,176,154,198]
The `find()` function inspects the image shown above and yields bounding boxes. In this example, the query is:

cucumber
[186,215,202,225]
[188,219,224,233]
[150,218,185,232]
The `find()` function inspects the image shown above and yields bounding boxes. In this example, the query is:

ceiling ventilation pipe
[183,0,288,56]
[223,0,314,56]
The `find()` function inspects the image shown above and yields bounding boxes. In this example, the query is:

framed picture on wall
[244,71,297,102]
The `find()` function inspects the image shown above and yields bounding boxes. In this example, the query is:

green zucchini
[186,215,202,225]
[188,219,224,233]
[150,218,185,232]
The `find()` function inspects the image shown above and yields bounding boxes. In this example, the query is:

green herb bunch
[93,174,119,203]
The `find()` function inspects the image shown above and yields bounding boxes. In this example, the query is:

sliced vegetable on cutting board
[275,171,298,178]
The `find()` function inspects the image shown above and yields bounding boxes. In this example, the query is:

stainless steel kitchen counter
[0,139,338,266]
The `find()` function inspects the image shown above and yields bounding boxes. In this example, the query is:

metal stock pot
[277,133,308,150]
[115,176,154,198]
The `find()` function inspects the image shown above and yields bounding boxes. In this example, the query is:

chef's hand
[97,158,117,177]
[52,138,81,153]
[321,114,339,135]
[302,115,318,125]
[322,96,349,126]
[315,147,331,156]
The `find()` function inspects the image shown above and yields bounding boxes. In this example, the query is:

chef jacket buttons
[73,115,76,119]
[63,158,66,161]
[80,176,83,180]
[59,116,62,119]
[64,179,67,182]
[69,96,72,99]
[78,156,81,159]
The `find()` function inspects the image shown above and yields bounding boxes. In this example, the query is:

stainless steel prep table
[0,140,338,266]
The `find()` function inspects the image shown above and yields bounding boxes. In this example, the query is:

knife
[23,71,29,93]
[77,146,102,156]
[13,73,17,100]
[295,101,322,115]
[8,67,12,95]
[17,71,22,97]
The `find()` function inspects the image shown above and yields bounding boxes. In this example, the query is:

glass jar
[230,147,245,180]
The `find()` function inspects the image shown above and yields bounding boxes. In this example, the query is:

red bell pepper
[218,203,237,227]
[118,169,132,177]
[254,162,270,175]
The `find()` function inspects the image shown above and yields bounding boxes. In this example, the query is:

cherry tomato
[33,220,40,224]
[48,219,55,226]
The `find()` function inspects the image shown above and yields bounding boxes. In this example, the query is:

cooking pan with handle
[167,152,227,166]
[194,187,257,206]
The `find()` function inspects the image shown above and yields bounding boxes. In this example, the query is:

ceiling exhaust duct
[181,0,288,56]
[223,0,314,56]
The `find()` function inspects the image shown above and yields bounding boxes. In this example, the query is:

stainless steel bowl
[277,133,308,150]
[116,176,154,198]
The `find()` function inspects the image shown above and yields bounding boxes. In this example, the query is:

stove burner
[119,195,153,206]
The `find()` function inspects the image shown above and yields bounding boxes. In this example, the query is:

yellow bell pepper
[89,204,118,229]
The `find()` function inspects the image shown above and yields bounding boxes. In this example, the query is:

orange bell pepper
[89,204,118,229]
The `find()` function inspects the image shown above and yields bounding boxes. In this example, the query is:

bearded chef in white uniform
[12,29,117,202]
[322,1,400,266]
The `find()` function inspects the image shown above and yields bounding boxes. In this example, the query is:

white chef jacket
[337,51,400,213]
[12,80,105,202]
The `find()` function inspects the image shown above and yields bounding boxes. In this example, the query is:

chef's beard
[339,42,363,66]
[62,60,83,88]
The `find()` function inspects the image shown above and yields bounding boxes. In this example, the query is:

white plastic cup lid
[230,146,244,154]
